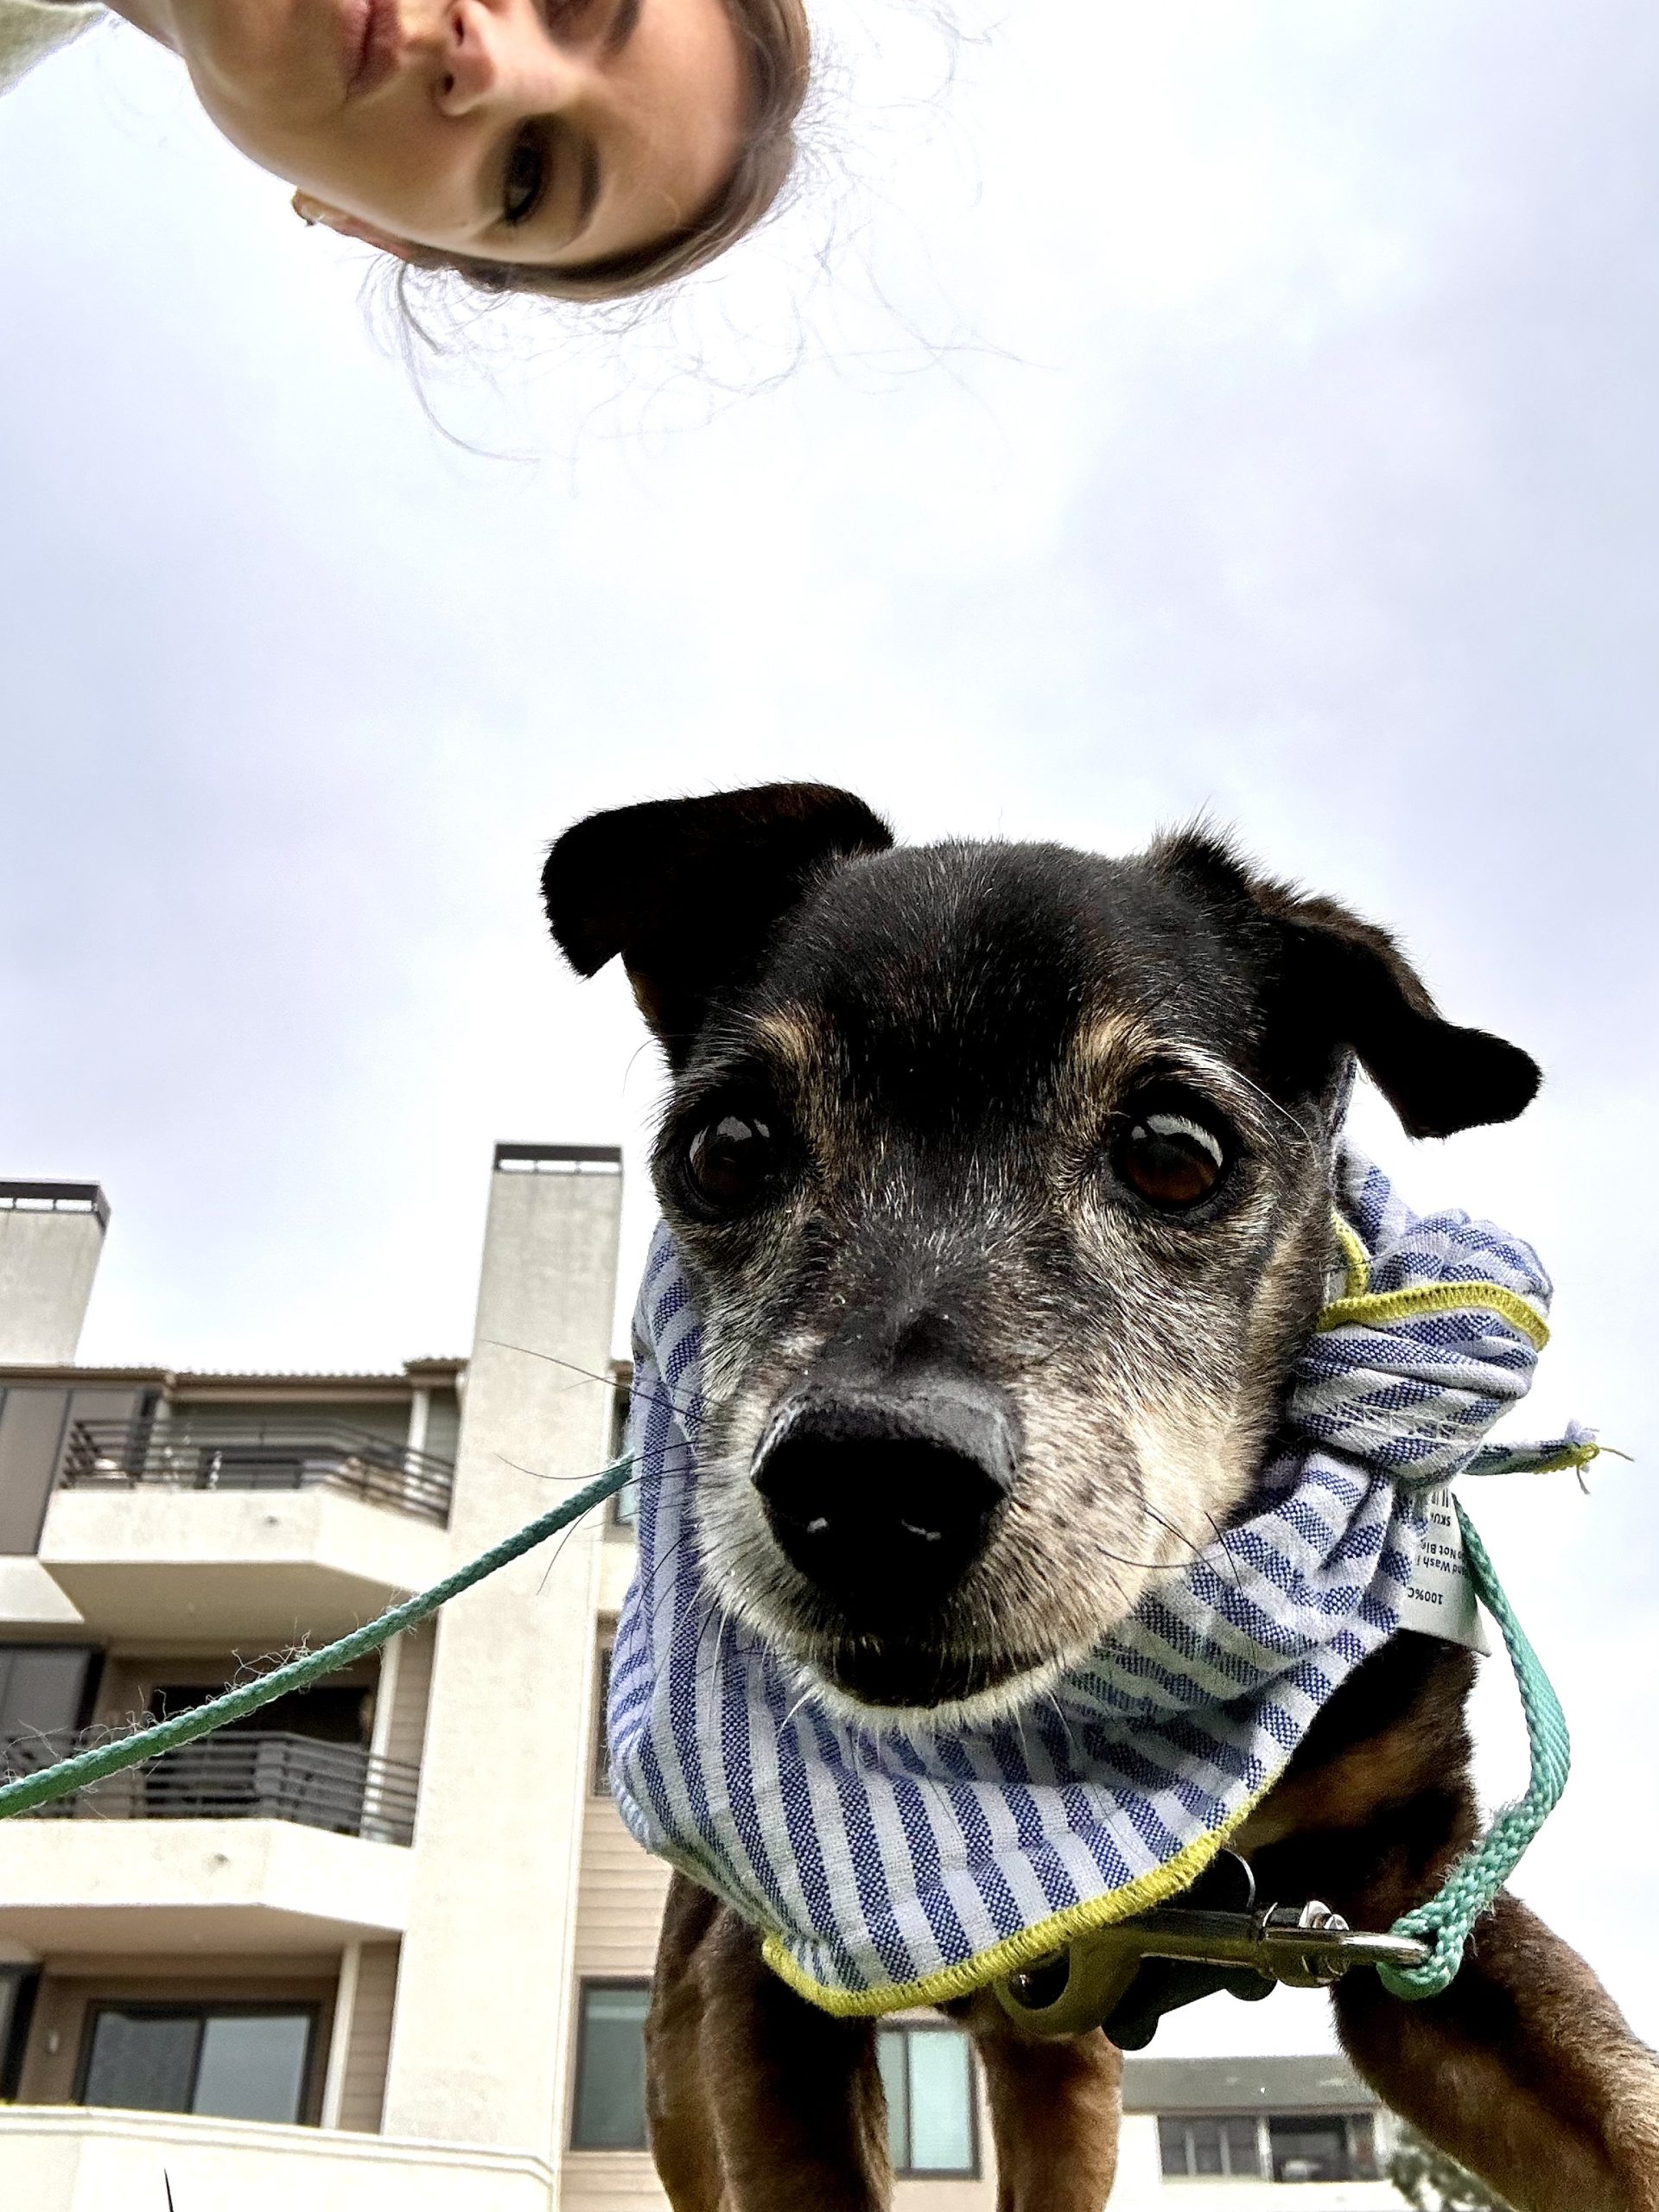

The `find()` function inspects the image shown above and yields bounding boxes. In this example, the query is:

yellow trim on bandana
[1322,1206,1548,1348]
[1332,1212,1372,1301]
[1318,1281,1549,1351]
[759,1787,1271,2018]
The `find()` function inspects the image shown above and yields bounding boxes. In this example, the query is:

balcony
[1,1729,419,1847]
[0,1808,414,1955]
[60,1417,453,1524]
[0,2110,556,2212]
[34,1419,454,1643]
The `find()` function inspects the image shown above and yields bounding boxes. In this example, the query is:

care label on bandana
[1395,1484,1490,1655]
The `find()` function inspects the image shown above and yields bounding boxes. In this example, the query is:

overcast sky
[3,0,1656,2061]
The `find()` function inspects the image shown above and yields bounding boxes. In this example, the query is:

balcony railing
[0,1730,420,1847]
[57,1417,453,1527]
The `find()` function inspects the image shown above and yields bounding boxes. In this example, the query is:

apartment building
[0,1161,1400,2211]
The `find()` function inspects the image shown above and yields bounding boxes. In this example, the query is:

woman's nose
[433,0,563,116]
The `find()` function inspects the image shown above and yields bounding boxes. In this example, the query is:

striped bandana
[607,1149,1586,2015]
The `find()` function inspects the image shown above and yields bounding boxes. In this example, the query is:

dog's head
[544,785,1538,1722]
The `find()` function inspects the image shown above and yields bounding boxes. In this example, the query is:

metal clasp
[994,1853,1432,2041]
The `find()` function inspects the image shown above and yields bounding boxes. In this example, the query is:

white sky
[3,0,1656,2061]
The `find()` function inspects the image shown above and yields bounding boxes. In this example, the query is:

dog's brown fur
[547,785,1659,2209]
[648,1633,1659,2211]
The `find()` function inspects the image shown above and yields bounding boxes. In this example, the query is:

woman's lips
[343,0,402,95]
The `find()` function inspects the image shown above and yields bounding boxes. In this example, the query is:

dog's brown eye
[1116,1109,1226,1209]
[687,1114,775,1209]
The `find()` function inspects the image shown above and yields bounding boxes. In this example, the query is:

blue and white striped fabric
[606,1151,1585,2014]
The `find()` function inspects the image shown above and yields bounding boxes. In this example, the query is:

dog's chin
[791,1639,1073,1734]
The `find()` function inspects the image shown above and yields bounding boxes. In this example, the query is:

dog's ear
[543,783,893,1057]
[1156,832,1541,1137]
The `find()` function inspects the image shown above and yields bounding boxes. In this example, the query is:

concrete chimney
[0,1183,110,1364]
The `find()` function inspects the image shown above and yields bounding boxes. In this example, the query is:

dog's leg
[1335,1889,1659,2212]
[647,1873,892,2212]
[645,1878,728,2212]
[1248,1637,1659,2211]
[954,1996,1122,2211]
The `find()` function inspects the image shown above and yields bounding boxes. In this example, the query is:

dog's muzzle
[750,1376,1019,1624]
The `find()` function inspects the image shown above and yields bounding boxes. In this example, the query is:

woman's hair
[401,0,809,306]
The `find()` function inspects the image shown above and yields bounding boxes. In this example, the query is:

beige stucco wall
[0,1207,103,1364]
[0,1817,412,1958]
[0,2107,556,2212]
[382,1161,622,2163]
[39,1484,448,1644]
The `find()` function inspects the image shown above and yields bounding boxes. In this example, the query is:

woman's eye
[503,126,548,226]
[1115,1109,1227,1210]
[686,1114,777,1210]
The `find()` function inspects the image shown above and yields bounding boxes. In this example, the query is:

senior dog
[543,782,1659,2212]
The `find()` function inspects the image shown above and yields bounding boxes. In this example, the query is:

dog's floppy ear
[1157,832,1540,1138]
[543,783,893,1057]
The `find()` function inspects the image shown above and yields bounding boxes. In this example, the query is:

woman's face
[164,0,747,268]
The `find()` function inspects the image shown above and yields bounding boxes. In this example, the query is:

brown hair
[400,0,809,307]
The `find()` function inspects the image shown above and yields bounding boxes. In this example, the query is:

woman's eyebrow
[570,138,603,238]
[603,0,645,59]
[538,134,603,251]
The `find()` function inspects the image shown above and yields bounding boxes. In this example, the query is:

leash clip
[994,1853,1432,2042]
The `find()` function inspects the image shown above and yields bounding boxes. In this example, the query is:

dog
[543,781,1659,2212]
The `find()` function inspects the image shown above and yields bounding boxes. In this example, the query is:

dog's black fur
[544,785,1659,2212]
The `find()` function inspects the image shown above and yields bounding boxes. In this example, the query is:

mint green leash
[1375,1496,1570,1999]
[0,1452,1564,2005]
[0,1455,632,1821]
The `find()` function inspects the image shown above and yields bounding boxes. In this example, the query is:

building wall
[381,1160,623,2165]
[0,2107,557,2212]
[378,1623,435,1775]
[0,1159,1400,2212]
[0,1388,73,1554]
[572,1799,672,1984]
[336,1943,401,2134]
[0,1205,104,1365]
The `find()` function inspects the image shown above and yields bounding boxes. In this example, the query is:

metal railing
[57,1416,453,1526]
[493,1141,621,1173]
[0,1729,420,1846]
[0,1179,109,1229]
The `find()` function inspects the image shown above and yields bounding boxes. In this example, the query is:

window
[1159,2114,1262,2177]
[78,2005,316,2125]
[571,1982,650,2150]
[877,2024,977,2177]
[0,1646,97,1742]
[1,1967,40,2098]
[1157,2111,1379,2183]
[1269,2113,1363,2182]
[608,1372,639,1529]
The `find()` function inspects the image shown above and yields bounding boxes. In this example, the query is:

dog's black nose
[751,1379,1018,1622]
